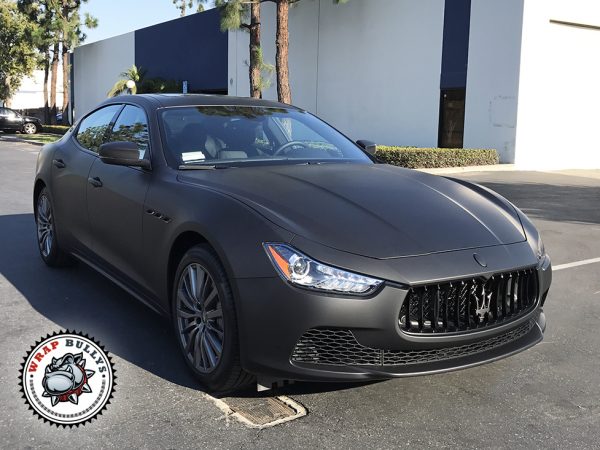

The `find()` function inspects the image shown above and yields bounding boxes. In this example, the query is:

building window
[438,89,466,148]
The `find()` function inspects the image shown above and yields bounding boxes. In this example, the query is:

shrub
[375,146,499,169]
[42,125,70,135]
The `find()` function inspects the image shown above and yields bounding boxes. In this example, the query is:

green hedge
[42,125,70,135]
[375,146,499,169]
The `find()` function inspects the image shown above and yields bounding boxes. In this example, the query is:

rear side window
[109,105,149,158]
[75,105,121,152]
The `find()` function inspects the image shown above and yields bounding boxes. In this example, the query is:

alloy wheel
[176,263,224,373]
[23,123,37,134]
[36,194,53,258]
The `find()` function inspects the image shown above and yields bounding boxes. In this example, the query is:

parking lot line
[553,257,600,271]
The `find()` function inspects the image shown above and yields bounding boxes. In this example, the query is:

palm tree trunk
[50,42,60,125]
[249,2,261,99]
[276,0,291,104]
[62,46,69,124]
[43,51,50,124]
[61,0,70,124]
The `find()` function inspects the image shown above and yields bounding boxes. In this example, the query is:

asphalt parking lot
[1,137,599,449]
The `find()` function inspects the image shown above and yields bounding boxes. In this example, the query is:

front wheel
[172,245,253,393]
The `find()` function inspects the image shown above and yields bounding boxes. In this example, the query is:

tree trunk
[43,51,50,124]
[275,0,291,104]
[62,46,69,124]
[249,2,261,99]
[61,0,70,124]
[49,42,60,125]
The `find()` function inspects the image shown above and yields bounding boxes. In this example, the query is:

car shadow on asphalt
[0,213,374,397]
[473,181,600,226]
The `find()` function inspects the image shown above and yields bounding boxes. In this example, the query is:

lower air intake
[291,321,533,367]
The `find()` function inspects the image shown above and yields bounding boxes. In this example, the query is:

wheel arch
[166,230,238,311]
[33,179,46,214]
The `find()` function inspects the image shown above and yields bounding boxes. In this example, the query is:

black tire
[171,244,254,393]
[35,187,73,267]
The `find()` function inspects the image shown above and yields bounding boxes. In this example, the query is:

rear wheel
[23,123,38,134]
[35,188,72,266]
[172,245,253,393]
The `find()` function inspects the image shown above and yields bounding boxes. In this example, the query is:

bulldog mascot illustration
[41,353,95,406]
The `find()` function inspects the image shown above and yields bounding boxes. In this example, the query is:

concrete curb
[416,164,517,175]
[0,136,46,146]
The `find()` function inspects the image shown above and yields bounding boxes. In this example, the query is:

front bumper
[233,244,552,382]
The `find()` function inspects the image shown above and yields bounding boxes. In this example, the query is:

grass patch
[42,125,70,135]
[375,146,499,169]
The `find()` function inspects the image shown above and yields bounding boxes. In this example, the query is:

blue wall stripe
[134,9,228,93]
[440,0,472,89]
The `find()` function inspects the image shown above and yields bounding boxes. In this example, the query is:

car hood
[178,163,526,259]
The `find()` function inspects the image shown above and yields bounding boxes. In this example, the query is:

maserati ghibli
[33,94,552,392]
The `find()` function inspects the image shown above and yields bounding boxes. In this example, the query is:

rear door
[51,104,122,253]
[86,104,152,287]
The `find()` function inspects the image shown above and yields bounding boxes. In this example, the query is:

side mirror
[356,140,377,156]
[99,141,151,169]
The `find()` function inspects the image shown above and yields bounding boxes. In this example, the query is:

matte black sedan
[33,94,551,392]
[0,106,43,134]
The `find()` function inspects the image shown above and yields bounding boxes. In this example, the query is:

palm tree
[107,65,146,97]
[275,0,349,104]
[215,0,273,99]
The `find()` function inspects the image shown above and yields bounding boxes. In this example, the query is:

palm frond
[107,79,128,97]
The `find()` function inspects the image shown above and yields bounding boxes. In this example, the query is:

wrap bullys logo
[19,331,115,427]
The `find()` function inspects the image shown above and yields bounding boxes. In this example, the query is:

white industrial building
[7,70,63,111]
[73,0,600,169]
[229,0,600,169]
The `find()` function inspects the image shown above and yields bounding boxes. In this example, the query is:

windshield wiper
[178,164,233,170]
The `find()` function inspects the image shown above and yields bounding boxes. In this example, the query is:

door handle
[88,176,103,188]
[52,159,66,169]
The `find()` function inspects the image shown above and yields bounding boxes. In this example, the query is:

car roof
[101,93,300,111]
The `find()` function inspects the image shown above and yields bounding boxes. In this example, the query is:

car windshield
[159,106,372,168]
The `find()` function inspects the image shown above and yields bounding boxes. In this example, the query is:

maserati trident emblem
[474,285,493,322]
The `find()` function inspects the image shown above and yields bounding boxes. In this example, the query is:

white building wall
[463,0,524,163]
[10,70,64,110]
[515,0,600,169]
[73,32,135,120]
[229,0,445,147]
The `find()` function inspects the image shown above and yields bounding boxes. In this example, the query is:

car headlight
[536,236,551,270]
[537,237,546,259]
[263,243,383,295]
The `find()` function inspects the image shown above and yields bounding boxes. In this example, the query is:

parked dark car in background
[0,107,43,134]
[33,94,552,393]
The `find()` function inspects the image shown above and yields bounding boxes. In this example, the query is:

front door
[51,104,122,253]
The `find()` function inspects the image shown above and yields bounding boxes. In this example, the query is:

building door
[438,89,466,148]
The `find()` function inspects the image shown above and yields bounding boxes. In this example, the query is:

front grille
[291,321,533,367]
[399,268,538,334]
